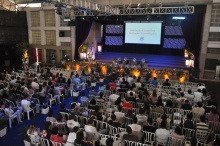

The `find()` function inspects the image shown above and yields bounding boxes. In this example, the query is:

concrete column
[199,4,212,79]
[70,26,76,60]
[40,10,46,45]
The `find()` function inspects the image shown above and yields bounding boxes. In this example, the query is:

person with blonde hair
[27,123,40,144]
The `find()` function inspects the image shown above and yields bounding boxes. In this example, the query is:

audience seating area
[0,67,219,146]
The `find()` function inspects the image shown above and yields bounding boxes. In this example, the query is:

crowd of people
[0,68,220,146]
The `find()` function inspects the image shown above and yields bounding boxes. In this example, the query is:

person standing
[51,53,55,67]
[87,48,93,64]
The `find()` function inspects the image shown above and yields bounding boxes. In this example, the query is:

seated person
[88,97,97,110]
[91,106,103,121]
[192,102,205,115]
[123,97,133,109]
[128,116,142,139]
[156,114,171,128]
[183,113,196,130]
[155,121,170,145]
[143,118,157,133]
[136,108,147,125]
[151,102,164,114]
[114,106,125,123]
[184,89,194,102]
[74,131,92,146]
[41,122,53,140]
[108,114,121,128]
[46,110,56,122]
[207,109,219,122]
[50,127,66,144]
[122,126,139,142]
[181,100,192,110]
[69,103,81,116]
[84,118,99,141]
[170,126,185,141]
[60,103,69,113]
[66,126,79,145]
[127,92,136,102]
[88,86,97,97]
[67,113,80,130]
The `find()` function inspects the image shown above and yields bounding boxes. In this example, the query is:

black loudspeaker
[59,31,64,37]
[68,20,76,26]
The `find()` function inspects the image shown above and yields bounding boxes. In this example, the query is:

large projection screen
[125,22,162,45]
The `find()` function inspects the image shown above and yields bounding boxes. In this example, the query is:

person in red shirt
[109,80,118,89]
[123,97,133,109]
[50,127,65,145]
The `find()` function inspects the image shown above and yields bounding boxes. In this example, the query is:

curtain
[181,13,204,69]
[75,18,93,59]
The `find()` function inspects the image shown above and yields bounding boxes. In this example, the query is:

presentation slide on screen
[125,22,162,45]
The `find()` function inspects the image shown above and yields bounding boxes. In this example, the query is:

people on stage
[51,53,55,67]
[87,48,93,64]
[22,57,29,71]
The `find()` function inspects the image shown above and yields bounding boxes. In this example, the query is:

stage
[95,52,186,69]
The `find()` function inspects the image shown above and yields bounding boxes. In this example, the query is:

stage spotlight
[56,7,62,15]
[80,17,85,20]
[172,16,186,20]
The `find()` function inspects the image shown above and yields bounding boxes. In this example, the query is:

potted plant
[0,116,7,137]
[79,42,88,60]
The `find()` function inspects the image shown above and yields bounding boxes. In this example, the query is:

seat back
[39,137,50,146]
[59,112,70,122]
[183,128,195,140]
[168,136,183,146]
[21,103,32,112]
[196,130,209,143]
[51,141,64,146]
[151,112,162,121]
[143,131,155,144]
[208,121,220,133]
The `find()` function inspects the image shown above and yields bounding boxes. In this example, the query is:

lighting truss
[119,6,194,15]
[57,0,120,15]
[69,6,194,16]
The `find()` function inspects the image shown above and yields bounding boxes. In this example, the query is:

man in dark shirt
[184,113,196,130]
[57,73,66,83]
[108,114,121,128]
[162,79,171,87]
[143,118,157,133]
[121,78,129,88]
[181,100,193,110]
[123,126,139,142]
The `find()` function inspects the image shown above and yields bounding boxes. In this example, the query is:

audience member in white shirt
[127,75,133,86]
[155,121,170,144]
[128,116,142,132]
[84,118,99,140]
[184,89,194,103]
[136,108,148,125]
[109,90,119,105]
[114,106,125,123]
[194,89,203,103]
[192,102,205,115]
[66,126,79,146]
[31,78,39,90]
[67,114,80,130]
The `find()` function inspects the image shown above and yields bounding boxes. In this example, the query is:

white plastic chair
[21,103,35,120]
[4,109,18,128]
[48,93,57,108]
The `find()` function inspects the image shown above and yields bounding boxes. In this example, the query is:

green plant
[0,116,7,130]
[79,42,88,53]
